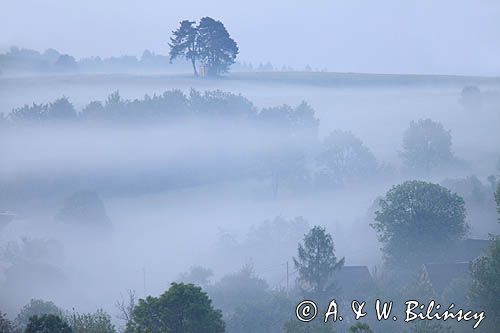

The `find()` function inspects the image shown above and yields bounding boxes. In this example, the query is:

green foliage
[15,299,63,330]
[284,319,336,333]
[371,181,467,269]
[441,175,489,207]
[188,89,255,118]
[169,20,199,75]
[169,17,238,76]
[226,291,295,333]
[400,119,453,174]
[441,277,471,308]
[53,55,78,73]
[409,321,451,333]
[126,282,225,333]
[55,189,111,230]
[45,97,77,120]
[197,17,239,76]
[7,90,318,139]
[293,226,345,295]
[460,86,482,111]
[0,311,19,333]
[4,238,64,266]
[179,266,213,287]
[67,309,116,333]
[470,236,500,326]
[10,103,46,124]
[403,270,437,303]
[349,322,373,333]
[10,97,76,124]
[208,265,269,313]
[316,130,378,188]
[245,216,310,267]
[25,314,72,333]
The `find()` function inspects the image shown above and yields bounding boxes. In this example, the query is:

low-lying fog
[0,75,499,324]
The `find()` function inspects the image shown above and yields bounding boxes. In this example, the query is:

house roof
[335,265,374,294]
[422,262,470,294]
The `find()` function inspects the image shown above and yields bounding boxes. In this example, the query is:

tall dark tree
[197,17,238,76]
[371,181,468,269]
[169,20,199,76]
[470,236,500,329]
[0,312,18,333]
[125,283,224,333]
[293,226,344,295]
[25,315,72,333]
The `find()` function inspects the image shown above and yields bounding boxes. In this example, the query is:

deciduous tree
[470,236,500,329]
[126,283,224,333]
[371,181,468,269]
[400,119,453,174]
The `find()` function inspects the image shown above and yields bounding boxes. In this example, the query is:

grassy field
[227,71,500,87]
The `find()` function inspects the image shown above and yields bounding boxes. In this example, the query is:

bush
[0,311,19,333]
[25,314,71,333]
[67,309,116,333]
[15,299,63,330]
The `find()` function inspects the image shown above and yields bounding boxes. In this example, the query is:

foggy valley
[1,2,500,333]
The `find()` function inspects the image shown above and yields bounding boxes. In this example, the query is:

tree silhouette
[400,119,453,174]
[126,283,224,333]
[371,180,468,269]
[197,17,238,76]
[25,314,71,333]
[470,236,500,330]
[169,17,238,77]
[169,20,199,76]
[293,226,345,296]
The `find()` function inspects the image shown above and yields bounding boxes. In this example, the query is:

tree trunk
[191,58,198,77]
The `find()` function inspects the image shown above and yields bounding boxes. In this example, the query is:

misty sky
[1,0,499,75]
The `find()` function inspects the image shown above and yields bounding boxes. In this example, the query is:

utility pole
[286,261,289,296]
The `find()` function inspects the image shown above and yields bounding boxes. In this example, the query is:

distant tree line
[0,299,116,333]
[0,46,190,75]
[0,47,256,76]
[0,89,467,201]
[6,89,317,131]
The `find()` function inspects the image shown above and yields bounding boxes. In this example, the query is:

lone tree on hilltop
[197,17,238,76]
[169,17,238,77]
[169,20,199,76]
